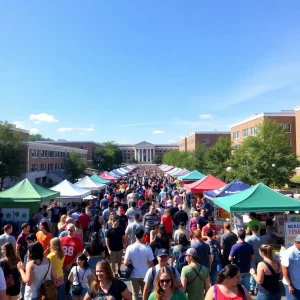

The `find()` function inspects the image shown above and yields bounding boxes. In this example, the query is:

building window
[250,126,258,136]
[201,139,210,145]
[49,151,54,158]
[31,164,38,172]
[242,128,248,137]
[80,145,84,149]
[280,123,291,133]
[233,131,240,139]
[31,149,38,158]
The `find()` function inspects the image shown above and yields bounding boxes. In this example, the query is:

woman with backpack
[181,248,210,300]
[17,242,57,300]
[68,254,93,300]
[0,242,20,300]
[172,234,190,267]
[204,264,252,300]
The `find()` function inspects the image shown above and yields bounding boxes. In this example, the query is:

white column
[146,149,148,162]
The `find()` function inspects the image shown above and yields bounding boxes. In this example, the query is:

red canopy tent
[99,172,117,181]
[184,174,226,193]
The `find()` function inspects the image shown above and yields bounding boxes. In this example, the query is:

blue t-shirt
[229,242,254,273]
[100,198,109,211]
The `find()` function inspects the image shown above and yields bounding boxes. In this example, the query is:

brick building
[37,140,102,167]
[230,111,296,151]
[179,132,231,151]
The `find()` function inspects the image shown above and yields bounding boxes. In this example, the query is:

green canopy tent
[90,174,111,185]
[177,170,206,182]
[0,178,60,216]
[214,183,300,213]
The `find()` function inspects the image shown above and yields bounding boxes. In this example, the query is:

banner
[233,213,244,232]
[284,222,300,248]
[2,208,30,222]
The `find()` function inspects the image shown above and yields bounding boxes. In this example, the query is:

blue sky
[1,1,300,144]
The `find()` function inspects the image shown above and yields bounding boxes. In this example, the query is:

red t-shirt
[161,215,173,234]
[60,236,83,267]
[78,214,90,229]
[202,224,217,237]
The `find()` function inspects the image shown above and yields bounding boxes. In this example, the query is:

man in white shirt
[0,224,16,250]
[282,234,300,299]
[125,213,144,246]
[124,228,154,300]
[126,202,142,224]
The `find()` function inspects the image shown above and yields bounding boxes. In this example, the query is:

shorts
[71,286,88,298]
[110,250,123,263]
[7,283,21,296]
[143,233,150,243]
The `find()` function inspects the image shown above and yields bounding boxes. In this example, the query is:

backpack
[175,249,188,274]
[209,242,220,266]
[38,259,57,300]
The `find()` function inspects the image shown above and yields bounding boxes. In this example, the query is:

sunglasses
[159,255,168,259]
[160,279,171,284]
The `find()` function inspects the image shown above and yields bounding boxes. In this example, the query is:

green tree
[229,119,299,187]
[153,155,163,165]
[93,141,123,171]
[205,137,232,181]
[0,121,25,189]
[29,134,53,141]
[64,150,88,183]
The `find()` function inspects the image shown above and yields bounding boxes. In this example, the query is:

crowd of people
[0,165,299,300]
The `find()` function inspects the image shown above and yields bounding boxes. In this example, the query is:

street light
[271,163,276,189]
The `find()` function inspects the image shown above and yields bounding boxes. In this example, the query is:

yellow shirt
[47,252,65,277]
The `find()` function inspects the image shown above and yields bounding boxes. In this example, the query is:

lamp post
[271,163,276,189]
[225,166,232,182]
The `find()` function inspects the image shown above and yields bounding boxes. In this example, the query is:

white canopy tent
[51,179,90,202]
[75,176,106,191]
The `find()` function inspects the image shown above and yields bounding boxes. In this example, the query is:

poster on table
[2,208,30,222]
[233,213,244,232]
[276,214,286,237]
[284,222,300,248]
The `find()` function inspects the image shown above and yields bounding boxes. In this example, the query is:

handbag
[38,259,57,300]
[71,266,86,296]
[124,263,134,279]
[0,260,15,287]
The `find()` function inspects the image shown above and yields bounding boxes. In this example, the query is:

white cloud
[58,127,73,132]
[12,121,25,129]
[199,114,213,120]
[29,113,58,124]
[57,125,95,133]
[29,128,39,134]
[152,130,164,134]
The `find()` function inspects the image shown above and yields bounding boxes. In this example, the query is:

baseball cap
[295,234,300,242]
[185,248,198,257]
[156,249,169,257]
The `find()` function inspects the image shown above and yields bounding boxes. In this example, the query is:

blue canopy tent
[204,179,250,199]
[111,169,123,176]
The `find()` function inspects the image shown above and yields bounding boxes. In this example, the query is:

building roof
[35,140,103,146]
[230,111,296,128]
[23,141,88,153]
[186,131,230,137]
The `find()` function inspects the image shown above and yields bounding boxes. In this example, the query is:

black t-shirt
[173,210,188,226]
[118,214,128,232]
[88,279,127,300]
[170,207,179,219]
[141,202,151,215]
[105,227,124,251]
[50,206,61,223]
[197,216,207,230]
[85,242,105,256]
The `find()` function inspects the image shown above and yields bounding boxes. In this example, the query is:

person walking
[0,224,16,250]
[124,228,154,300]
[143,249,183,300]
[245,224,263,295]
[229,229,254,291]
[191,229,211,270]
[143,205,159,244]
[47,200,62,237]
[125,213,144,246]
[47,237,65,300]
[126,202,142,224]
[282,234,300,300]
[181,248,210,300]
[36,221,52,255]
[173,205,189,229]
[149,267,187,300]
[250,244,282,300]
[16,223,30,263]
[220,222,237,266]
[204,264,252,300]
[105,215,126,278]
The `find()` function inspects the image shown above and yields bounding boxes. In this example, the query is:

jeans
[239,272,251,291]
[57,283,65,300]
[210,265,218,285]
[284,284,300,300]
[250,257,261,290]
[257,291,281,300]
[88,257,102,273]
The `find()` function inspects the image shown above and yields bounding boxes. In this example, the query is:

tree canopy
[93,141,123,171]
[64,150,88,183]
[29,133,53,141]
[0,121,25,189]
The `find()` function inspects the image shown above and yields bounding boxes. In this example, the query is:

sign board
[284,222,300,248]
[233,213,244,232]
[2,208,30,223]
[276,214,286,237]
[286,214,300,222]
